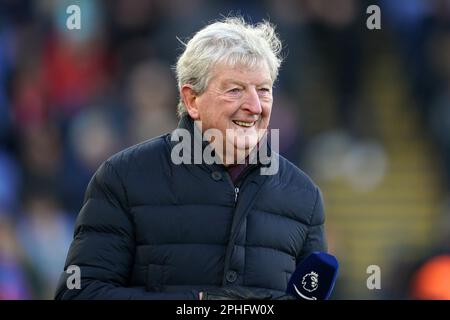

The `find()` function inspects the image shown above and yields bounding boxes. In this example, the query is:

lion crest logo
[301,271,319,292]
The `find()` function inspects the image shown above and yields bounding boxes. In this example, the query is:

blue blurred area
[0,0,449,299]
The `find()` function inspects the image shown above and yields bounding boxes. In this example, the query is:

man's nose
[241,87,262,114]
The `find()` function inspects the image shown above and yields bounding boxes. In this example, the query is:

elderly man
[55,17,327,300]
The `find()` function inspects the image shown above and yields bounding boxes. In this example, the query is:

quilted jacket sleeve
[54,160,198,300]
[296,186,328,263]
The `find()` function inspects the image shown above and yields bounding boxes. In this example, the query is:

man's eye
[258,88,271,95]
[228,88,241,93]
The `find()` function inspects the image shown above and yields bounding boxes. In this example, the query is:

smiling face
[182,61,273,164]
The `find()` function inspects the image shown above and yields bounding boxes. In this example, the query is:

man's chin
[235,142,256,150]
[235,143,257,156]
[235,134,259,146]
[220,142,258,165]
[232,138,258,150]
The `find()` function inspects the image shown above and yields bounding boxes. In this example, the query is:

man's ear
[181,85,200,119]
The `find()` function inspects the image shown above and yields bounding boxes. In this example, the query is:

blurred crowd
[0,0,449,299]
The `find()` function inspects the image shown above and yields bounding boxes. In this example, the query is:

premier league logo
[293,271,319,300]
[302,271,319,292]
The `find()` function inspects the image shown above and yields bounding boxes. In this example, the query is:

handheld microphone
[286,252,339,300]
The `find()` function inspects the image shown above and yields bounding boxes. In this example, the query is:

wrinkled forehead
[208,59,273,87]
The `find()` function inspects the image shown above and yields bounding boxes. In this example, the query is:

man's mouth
[232,120,256,128]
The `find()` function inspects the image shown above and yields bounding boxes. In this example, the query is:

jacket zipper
[232,164,258,206]
[222,163,258,207]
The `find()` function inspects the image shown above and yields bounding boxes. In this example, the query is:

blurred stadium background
[1,0,450,299]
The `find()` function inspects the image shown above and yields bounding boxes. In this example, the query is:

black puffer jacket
[55,115,327,299]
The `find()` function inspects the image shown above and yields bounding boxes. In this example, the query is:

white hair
[175,17,283,117]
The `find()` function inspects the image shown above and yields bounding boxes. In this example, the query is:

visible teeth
[233,120,254,127]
